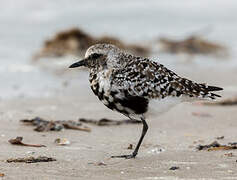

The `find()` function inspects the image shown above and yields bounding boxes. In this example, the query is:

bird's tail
[197,83,223,100]
[171,76,223,100]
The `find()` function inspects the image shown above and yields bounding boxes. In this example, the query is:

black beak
[69,59,86,68]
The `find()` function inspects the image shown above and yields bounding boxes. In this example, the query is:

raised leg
[111,117,148,159]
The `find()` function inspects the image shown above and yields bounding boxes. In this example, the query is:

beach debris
[88,161,107,166]
[79,118,141,126]
[6,156,56,163]
[197,141,237,151]
[33,28,94,59]
[202,97,237,106]
[127,144,133,150]
[216,136,225,140]
[0,173,5,177]
[192,112,212,118]
[228,142,237,146]
[224,153,234,157]
[96,161,107,166]
[33,28,150,60]
[20,117,91,132]
[158,35,228,57]
[54,138,70,146]
[147,147,165,154]
[169,166,180,170]
[8,137,46,147]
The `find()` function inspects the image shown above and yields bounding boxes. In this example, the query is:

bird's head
[69,43,126,70]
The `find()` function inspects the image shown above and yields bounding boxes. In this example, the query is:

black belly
[90,84,149,115]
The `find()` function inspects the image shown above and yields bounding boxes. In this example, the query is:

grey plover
[69,43,223,159]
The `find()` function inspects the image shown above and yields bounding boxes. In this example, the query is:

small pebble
[127,144,133,149]
[147,147,165,154]
[26,151,35,155]
[224,153,234,157]
[216,136,224,140]
[97,161,107,166]
[54,138,70,146]
[169,166,180,170]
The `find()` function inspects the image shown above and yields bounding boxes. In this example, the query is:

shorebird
[69,43,223,159]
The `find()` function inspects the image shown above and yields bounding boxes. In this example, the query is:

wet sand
[0,68,237,180]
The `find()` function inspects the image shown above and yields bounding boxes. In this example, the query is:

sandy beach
[1,0,237,179]
[0,67,237,180]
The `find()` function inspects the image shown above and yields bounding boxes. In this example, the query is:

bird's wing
[111,56,222,100]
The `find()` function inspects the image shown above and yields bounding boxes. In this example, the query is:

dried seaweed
[33,28,150,60]
[158,35,228,57]
[8,137,46,147]
[20,117,140,132]
[79,118,141,126]
[197,141,237,151]
[21,117,91,132]
[6,156,56,163]
[202,97,237,106]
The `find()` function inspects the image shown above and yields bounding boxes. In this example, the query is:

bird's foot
[111,153,136,159]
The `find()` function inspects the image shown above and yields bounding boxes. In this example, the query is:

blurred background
[1,0,237,99]
[1,1,237,178]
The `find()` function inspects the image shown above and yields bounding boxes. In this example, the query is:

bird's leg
[111,116,148,159]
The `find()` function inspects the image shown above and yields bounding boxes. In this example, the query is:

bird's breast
[89,70,114,106]
[89,71,149,117]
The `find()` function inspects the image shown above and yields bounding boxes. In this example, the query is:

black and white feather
[79,43,222,119]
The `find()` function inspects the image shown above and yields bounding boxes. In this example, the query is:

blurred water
[0,0,237,99]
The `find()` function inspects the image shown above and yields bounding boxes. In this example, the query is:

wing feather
[110,55,222,100]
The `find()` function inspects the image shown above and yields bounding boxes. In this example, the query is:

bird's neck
[89,68,111,85]
[89,68,113,98]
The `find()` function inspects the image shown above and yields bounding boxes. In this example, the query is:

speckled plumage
[86,44,222,119]
[69,43,223,158]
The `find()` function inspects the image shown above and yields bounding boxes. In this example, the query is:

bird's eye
[91,53,102,59]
